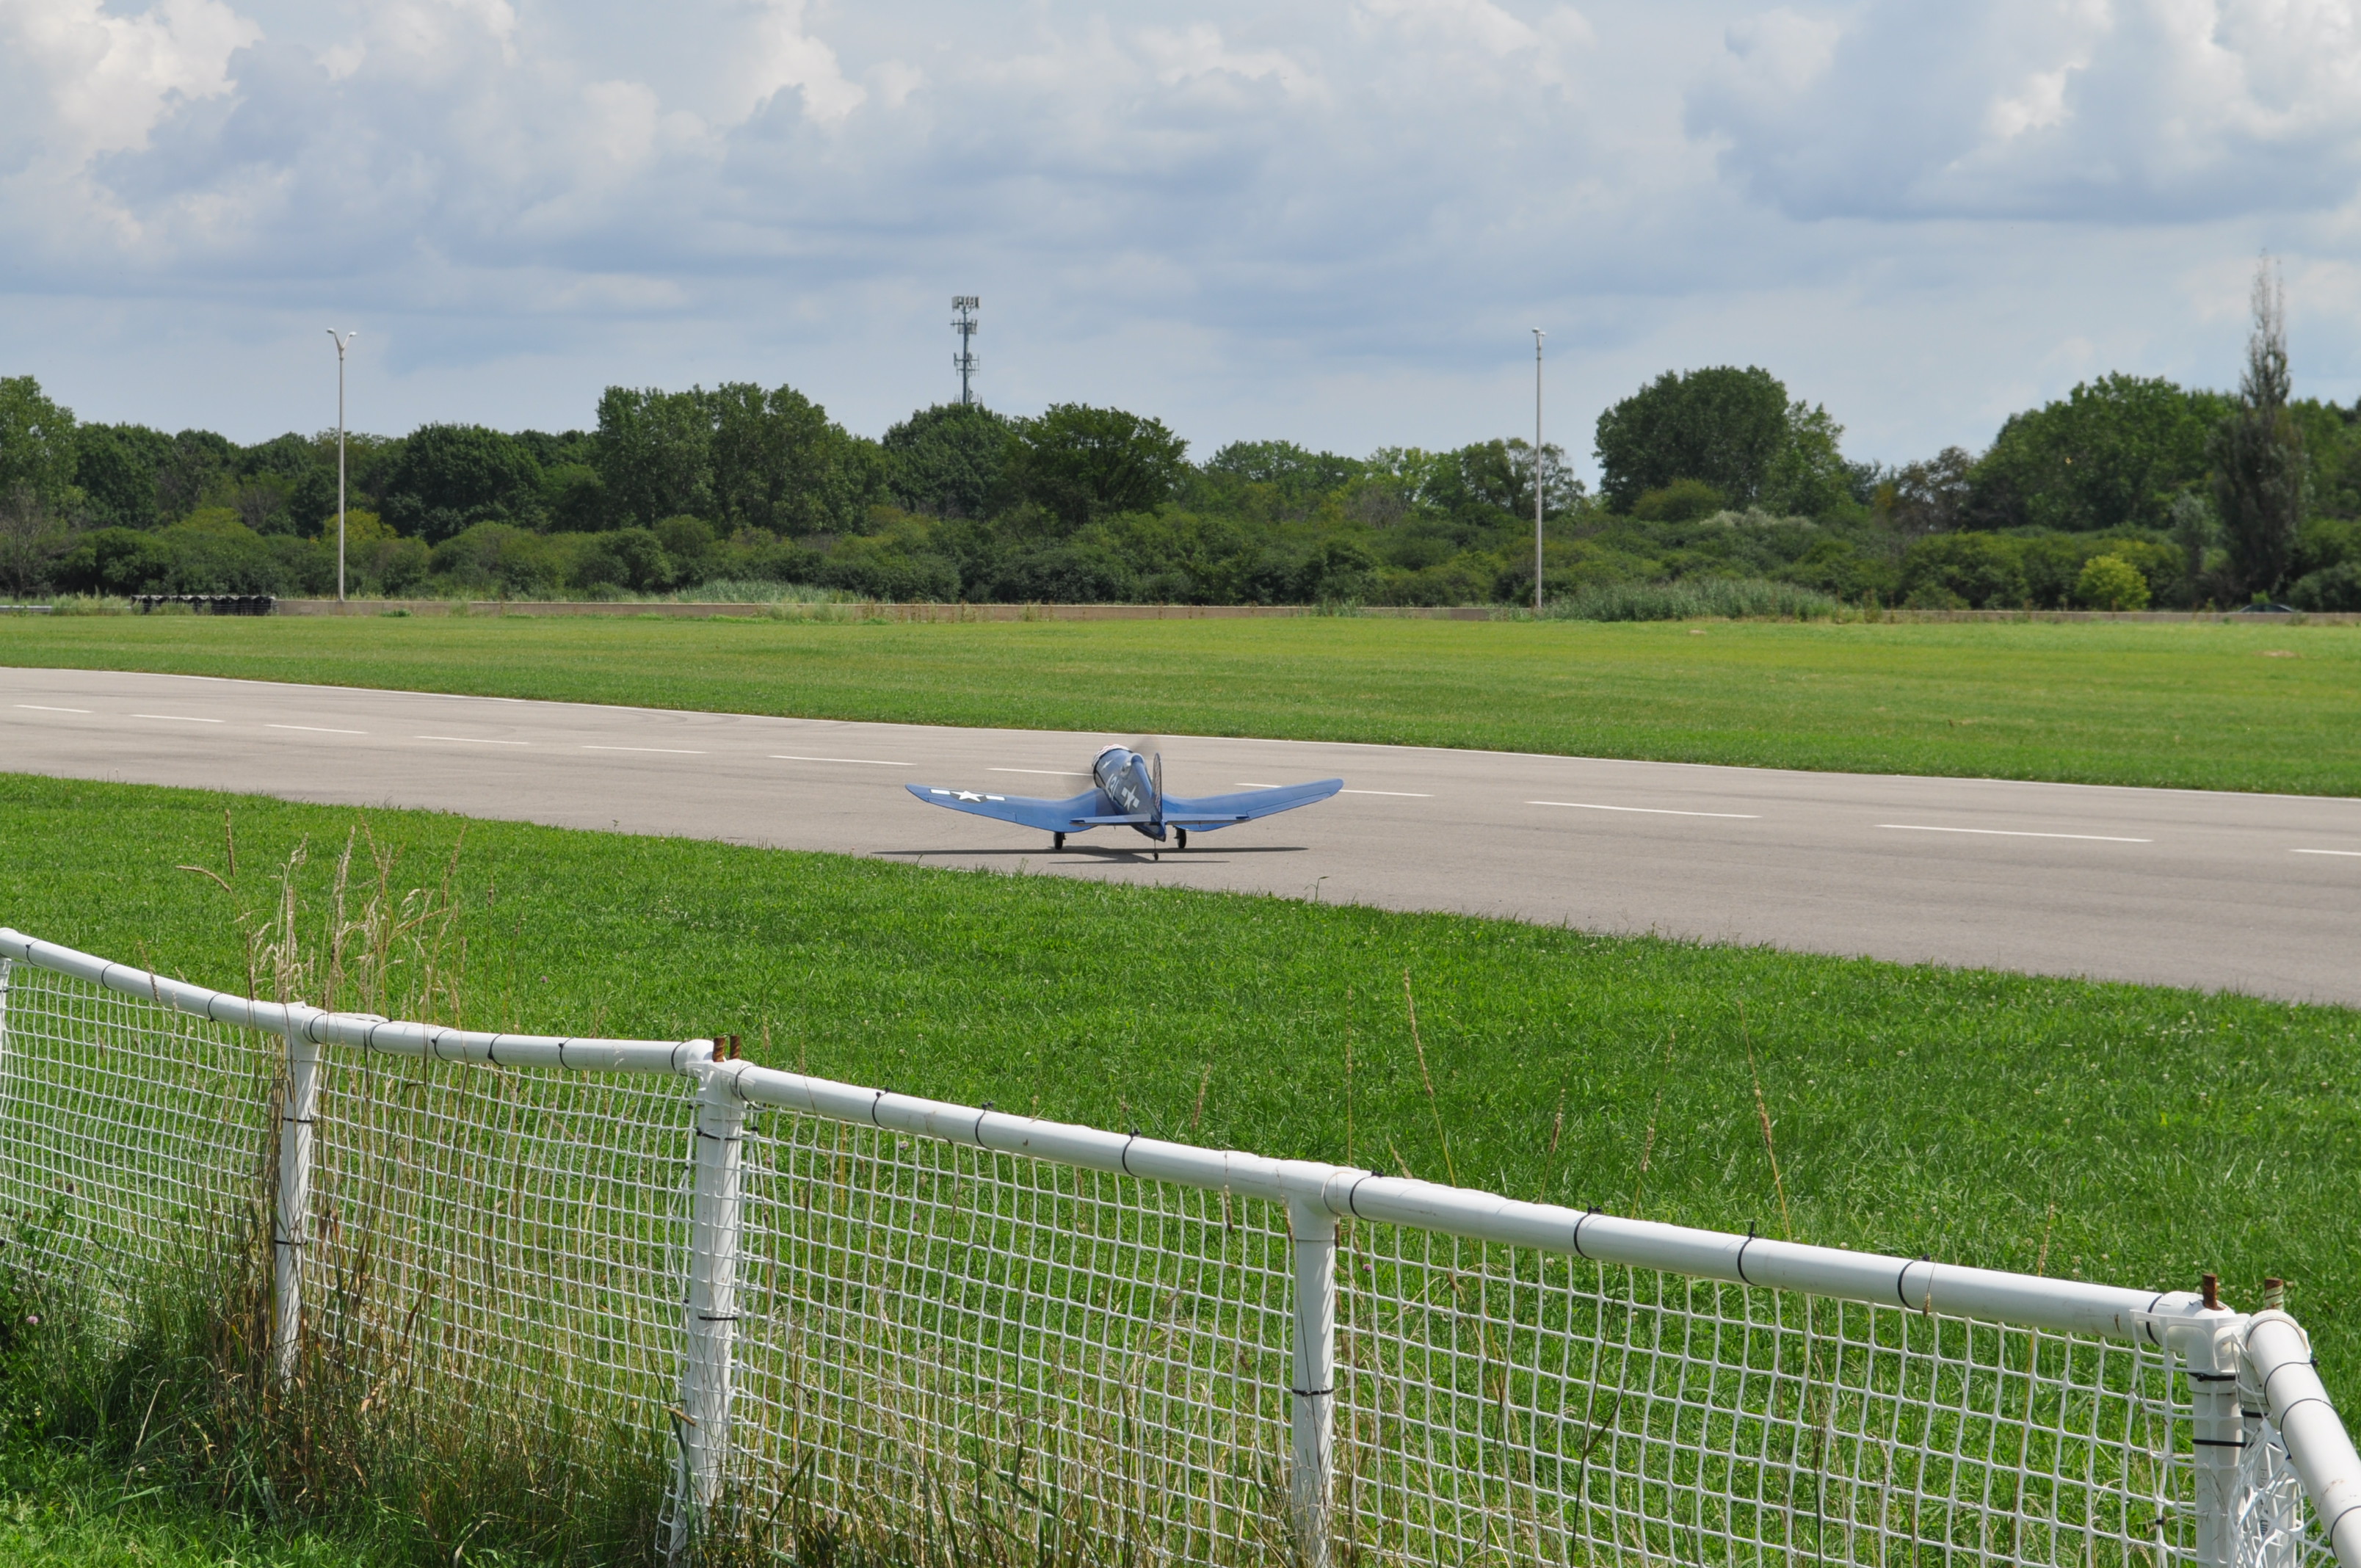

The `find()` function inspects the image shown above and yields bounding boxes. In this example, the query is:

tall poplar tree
[2209,258,2307,600]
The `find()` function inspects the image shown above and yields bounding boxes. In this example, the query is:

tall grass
[4,823,1244,1568]
[1546,578,1843,622]
[0,1204,674,1567]
[0,831,683,1567]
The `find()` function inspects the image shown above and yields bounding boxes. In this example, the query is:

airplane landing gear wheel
[1052,832,1065,850]
[1175,828,1189,850]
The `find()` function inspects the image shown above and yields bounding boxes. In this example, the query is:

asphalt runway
[4,667,2357,1005]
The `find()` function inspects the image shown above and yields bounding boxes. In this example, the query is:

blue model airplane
[908,744,1342,853]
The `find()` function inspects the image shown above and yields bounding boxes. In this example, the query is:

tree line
[2,264,2353,611]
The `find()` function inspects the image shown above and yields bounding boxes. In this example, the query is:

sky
[4,0,2360,482]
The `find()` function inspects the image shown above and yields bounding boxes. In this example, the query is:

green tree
[1874,446,1976,544]
[0,376,79,513]
[885,403,1013,519]
[156,429,236,520]
[2210,260,2307,598]
[540,463,607,531]
[1593,366,1791,511]
[996,404,1187,530]
[0,484,70,594]
[2169,493,2219,604]
[237,432,336,534]
[710,382,885,535]
[74,424,173,529]
[1972,374,2228,532]
[595,387,714,528]
[380,425,543,542]
[1760,402,1852,516]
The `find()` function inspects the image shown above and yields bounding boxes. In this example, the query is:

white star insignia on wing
[954,790,986,802]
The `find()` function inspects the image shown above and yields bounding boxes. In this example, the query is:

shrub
[428,522,563,595]
[1901,533,2025,609]
[653,515,717,579]
[2075,553,2151,611]
[813,535,960,601]
[355,536,432,596]
[573,527,674,593]
[1631,479,1727,523]
[1547,577,1841,622]
[2288,560,2361,611]
[54,529,177,595]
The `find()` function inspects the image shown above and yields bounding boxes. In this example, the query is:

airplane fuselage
[1092,746,1168,841]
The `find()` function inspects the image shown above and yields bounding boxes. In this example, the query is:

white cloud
[1692,0,2361,221]
[0,0,258,160]
[3,0,2360,471]
[725,0,866,124]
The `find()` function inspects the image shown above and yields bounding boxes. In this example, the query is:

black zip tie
[2188,1371,2236,1382]
[870,1089,888,1126]
[1571,1206,1599,1260]
[973,1103,994,1149]
[1735,1221,1758,1286]
[1345,1173,1373,1219]
[1120,1130,1140,1175]
[2192,1438,2246,1448]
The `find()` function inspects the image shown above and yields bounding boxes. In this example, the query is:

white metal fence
[1,924,2355,1568]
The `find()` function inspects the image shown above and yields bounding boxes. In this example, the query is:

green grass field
[4,612,2359,794]
[7,772,2359,1564]
[0,1445,388,1568]
[1,771,2349,1337]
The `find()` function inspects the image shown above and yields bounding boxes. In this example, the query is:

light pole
[1531,327,1545,615]
[326,330,357,603]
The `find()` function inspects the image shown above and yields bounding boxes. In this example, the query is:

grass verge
[2,614,2359,794]
[1,770,2354,1360]
[0,1440,395,1567]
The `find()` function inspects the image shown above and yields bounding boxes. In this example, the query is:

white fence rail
[1,924,2353,1568]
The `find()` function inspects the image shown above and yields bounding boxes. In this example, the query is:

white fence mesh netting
[0,948,2340,1568]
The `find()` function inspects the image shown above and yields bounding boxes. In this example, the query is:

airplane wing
[1159,779,1343,833]
[905,784,1111,832]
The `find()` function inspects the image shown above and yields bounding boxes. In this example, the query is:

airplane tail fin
[1152,752,1164,824]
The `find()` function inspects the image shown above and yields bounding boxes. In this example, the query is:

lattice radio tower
[951,296,980,404]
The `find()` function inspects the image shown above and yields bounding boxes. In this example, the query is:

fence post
[2173,1274,2246,1568]
[273,1015,319,1387]
[670,1059,747,1563]
[1287,1196,1338,1568]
